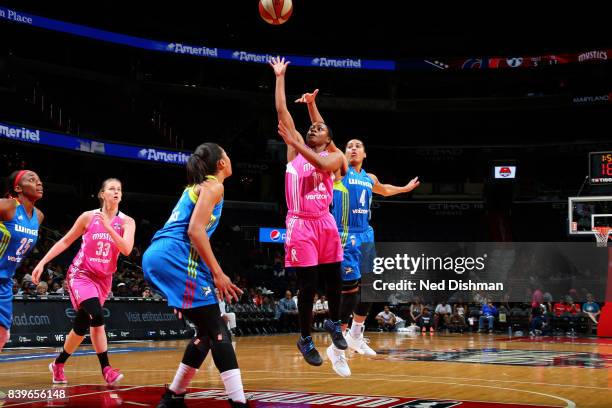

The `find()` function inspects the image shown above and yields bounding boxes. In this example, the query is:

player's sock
[169,362,198,394]
[350,321,364,338]
[220,369,246,403]
[97,351,110,371]
[55,349,71,364]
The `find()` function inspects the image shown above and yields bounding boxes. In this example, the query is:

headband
[13,170,30,191]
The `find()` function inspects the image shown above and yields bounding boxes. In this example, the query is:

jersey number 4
[359,189,366,207]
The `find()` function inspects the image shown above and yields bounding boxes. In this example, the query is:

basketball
[259,0,293,25]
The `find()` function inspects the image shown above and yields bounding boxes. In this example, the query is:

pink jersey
[68,210,125,279]
[285,152,334,216]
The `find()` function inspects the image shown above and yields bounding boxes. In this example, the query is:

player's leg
[79,297,123,384]
[49,307,90,384]
[175,305,247,407]
[0,279,13,352]
[296,265,323,366]
[287,218,324,366]
[346,230,376,355]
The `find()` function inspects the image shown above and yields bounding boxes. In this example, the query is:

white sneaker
[326,345,351,377]
[345,330,377,356]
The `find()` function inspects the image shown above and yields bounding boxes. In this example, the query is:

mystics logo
[270,229,281,242]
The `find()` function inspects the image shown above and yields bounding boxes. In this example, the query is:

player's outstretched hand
[269,56,290,76]
[405,177,420,192]
[295,89,319,104]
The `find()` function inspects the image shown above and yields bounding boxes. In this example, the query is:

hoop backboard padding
[592,226,612,247]
[568,196,612,235]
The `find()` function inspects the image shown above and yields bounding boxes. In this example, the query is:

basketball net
[593,226,612,247]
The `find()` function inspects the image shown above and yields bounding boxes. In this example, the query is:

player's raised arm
[369,173,420,197]
[295,89,324,125]
[270,56,301,162]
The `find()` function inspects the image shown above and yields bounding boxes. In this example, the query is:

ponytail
[186,143,223,185]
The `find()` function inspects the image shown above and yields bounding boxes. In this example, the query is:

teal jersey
[152,184,223,244]
[0,201,40,279]
[331,166,373,244]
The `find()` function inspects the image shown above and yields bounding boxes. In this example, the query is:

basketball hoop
[593,226,612,247]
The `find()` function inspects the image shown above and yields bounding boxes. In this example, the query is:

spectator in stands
[50,281,62,294]
[449,312,466,333]
[565,296,581,336]
[12,278,19,296]
[453,299,467,325]
[252,288,263,306]
[409,297,423,325]
[582,293,601,334]
[376,305,397,331]
[36,281,49,297]
[478,300,497,333]
[312,293,328,331]
[25,281,38,298]
[56,279,69,295]
[434,300,452,331]
[116,282,129,297]
[419,307,434,334]
[276,290,298,332]
[529,301,547,336]
[142,287,153,298]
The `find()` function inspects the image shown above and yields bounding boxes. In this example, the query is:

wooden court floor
[1,332,611,407]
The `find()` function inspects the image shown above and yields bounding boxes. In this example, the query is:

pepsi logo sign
[270,230,281,241]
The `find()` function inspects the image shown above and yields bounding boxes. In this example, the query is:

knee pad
[182,337,211,369]
[73,309,91,336]
[80,298,105,327]
[211,340,238,372]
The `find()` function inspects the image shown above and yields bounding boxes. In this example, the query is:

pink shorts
[67,269,111,310]
[285,212,343,268]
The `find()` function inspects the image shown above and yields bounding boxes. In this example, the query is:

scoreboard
[590,151,612,185]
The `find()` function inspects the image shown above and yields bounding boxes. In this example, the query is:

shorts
[67,270,111,310]
[340,226,375,281]
[284,212,343,268]
[143,238,217,309]
[0,278,13,330]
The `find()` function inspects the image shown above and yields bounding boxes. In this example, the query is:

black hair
[5,170,26,198]
[325,124,334,141]
[186,143,224,185]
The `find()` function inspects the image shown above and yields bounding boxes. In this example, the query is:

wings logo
[202,286,212,296]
